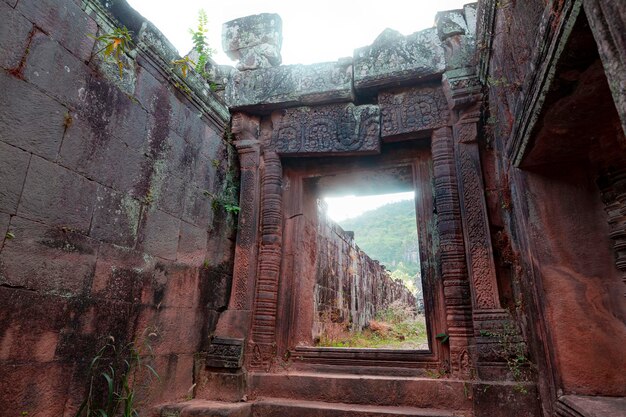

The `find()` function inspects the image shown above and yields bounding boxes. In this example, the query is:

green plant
[482,324,530,393]
[211,170,240,216]
[171,56,195,78]
[90,27,133,78]
[5,231,15,240]
[75,329,159,417]
[189,9,214,78]
[436,332,449,344]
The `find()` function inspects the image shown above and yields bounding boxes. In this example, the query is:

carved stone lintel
[379,87,450,139]
[268,103,380,156]
[205,337,244,369]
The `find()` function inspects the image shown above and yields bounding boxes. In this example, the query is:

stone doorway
[279,140,437,361]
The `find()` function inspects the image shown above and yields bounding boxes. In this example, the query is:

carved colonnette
[431,127,474,377]
[247,149,283,370]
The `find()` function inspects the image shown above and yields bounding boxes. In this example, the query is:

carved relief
[232,112,260,142]
[457,143,500,310]
[269,104,380,155]
[230,114,261,311]
[379,87,450,138]
[598,168,626,293]
[249,151,283,369]
[432,127,474,376]
[205,337,244,368]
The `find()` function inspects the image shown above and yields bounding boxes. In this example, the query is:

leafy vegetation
[189,9,214,78]
[317,301,428,349]
[74,330,159,417]
[90,27,133,78]
[338,199,421,293]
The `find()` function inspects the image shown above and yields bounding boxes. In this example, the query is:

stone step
[158,400,251,417]
[555,395,626,417]
[156,399,466,417]
[254,398,467,417]
[247,372,472,411]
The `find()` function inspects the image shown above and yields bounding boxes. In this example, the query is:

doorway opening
[313,190,427,349]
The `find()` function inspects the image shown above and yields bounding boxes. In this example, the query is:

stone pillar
[247,149,283,370]
[437,9,522,378]
[200,112,262,401]
[444,72,522,379]
[212,113,261,351]
[432,127,474,378]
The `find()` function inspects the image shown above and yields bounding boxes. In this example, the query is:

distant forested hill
[338,199,421,292]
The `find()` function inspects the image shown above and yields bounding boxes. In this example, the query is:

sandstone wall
[0,0,235,414]
[478,0,626,408]
[312,204,415,338]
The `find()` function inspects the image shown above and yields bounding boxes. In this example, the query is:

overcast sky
[126,0,470,65]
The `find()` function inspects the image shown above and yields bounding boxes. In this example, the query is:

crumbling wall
[313,203,415,337]
[0,0,235,414]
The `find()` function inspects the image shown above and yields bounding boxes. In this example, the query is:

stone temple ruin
[0,0,625,416]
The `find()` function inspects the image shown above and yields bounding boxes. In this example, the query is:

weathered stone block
[0,362,72,417]
[91,243,154,302]
[134,306,202,355]
[136,353,194,404]
[0,1,33,70]
[90,185,141,247]
[155,173,188,218]
[0,216,97,296]
[0,287,69,362]
[137,208,180,260]
[190,146,220,190]
[160,263,201,308]
[24,33,91,107]
[379,86,451,138]
[225,61,353,111]
[200,263,233,312]
[59,114,148,194]
[182,185,213,229]
[78,77,150,150]
[134,65,164,112]
[464,4,478,37]
[0,71,66,159]
[0,213,9,240]
[0,141,30,214]
[17,0,97,61]
[268,103,380,155]
[18,156,96,232]
[435,10,468,40]
[353,28,445,92]
[177,221,208,266]
[222,13,282,70]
